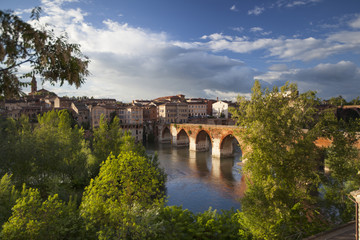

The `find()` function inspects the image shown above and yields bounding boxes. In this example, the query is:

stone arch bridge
[158,123,360,159]
[158,123,250,158]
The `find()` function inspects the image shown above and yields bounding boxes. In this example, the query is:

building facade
[90,105,118,128]
[158,102,188,124]
[212,101,232,118]
[118,105,143,125]
[187,101,207,117]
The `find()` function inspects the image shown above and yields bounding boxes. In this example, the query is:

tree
[349,96,360,105]
[1,186,84,240]
[33,110,92,198]
[80,151,166,239]
[320,113,360,223]
[0,8,89,98]
[0,174,19,227]
[91,115,146,177]
[0,110,93,200]
[232,81,327,239]
[328,95,347,106]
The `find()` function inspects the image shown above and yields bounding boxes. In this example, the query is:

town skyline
[2,0,360,102]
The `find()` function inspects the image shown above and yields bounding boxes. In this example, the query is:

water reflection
[145,142,246,213]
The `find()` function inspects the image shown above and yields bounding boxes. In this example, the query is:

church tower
[31,75,37,94]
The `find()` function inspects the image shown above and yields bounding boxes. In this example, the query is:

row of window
[189,105,206,108]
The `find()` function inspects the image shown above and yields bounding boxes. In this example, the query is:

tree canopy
[231,80,360,239]
[80,151,166,239]
[0,8,89,98]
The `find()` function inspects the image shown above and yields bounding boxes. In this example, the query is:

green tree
[0,174,19,227]
[80,151,166,239]
[1,186,84,240]
[0,115,37,185]
[140,206,251,240]
[0,110,93,199]
[349,96,360,105]
[34,110,92,198]
[91,115,145,177]
[0,8,89,98]
[328,95,347,106]
[232,81,327,239]
[320,113,360,223]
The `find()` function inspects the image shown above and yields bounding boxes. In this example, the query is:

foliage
[320,113,360,223]
[349,96,360,105]
[232,81,327,239]
[91,115,146,177]
[1,186,84,240]
[0,8,89,98]
[194,208,251,240]
[142,206,251,240]
[0,174,19,227]
[0,110,92,199]
[80,151,166,239]
[328,95,347,106]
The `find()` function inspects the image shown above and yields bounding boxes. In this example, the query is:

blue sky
[2,0,360,101]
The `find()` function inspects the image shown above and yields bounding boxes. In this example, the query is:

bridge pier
[189,137,197,151]
[212,138,221,158]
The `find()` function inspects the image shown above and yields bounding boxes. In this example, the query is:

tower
[31,75,37,94]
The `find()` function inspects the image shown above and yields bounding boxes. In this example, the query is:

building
[212,101,235,118]
[120,124,143,143]
[3,97,45,120]
[90,104,118,128]
[54,97,73,109]
[118,104,143,125]
[153,94,186,103]
[83,98,117,105]
[142,104,157,122]
[187,99,207,118]
[71,102,90,127]
[158,102,188,123]
[205,99,217,116]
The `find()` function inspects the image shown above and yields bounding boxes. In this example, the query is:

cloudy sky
[3,0,360,102]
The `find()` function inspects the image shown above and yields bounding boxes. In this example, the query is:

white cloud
[194,29,360,62]
[268,64,288,71]
[256,61,360,100]
[230,5,238,12]
[349,15,360,29]
[26,0,259,101]
[248,6,265,16]
[286,0,322,7]
[232,27,244,32]
[17,0,360,102]
[250,27,263,32]
[274,0,322,8]
[203,89,250,101]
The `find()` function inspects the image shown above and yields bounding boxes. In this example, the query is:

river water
[145,142,245,213]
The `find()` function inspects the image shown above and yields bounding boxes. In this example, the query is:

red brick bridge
[158,124,250,158]
[158,123,360,158]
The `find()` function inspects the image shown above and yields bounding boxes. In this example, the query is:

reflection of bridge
[158,124,250,158]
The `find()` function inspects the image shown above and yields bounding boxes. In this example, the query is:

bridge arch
[177,129,189,146]
[219,134,242,157]
[161,126,171,143]
[195,130,212,151]
[338,108,360,122]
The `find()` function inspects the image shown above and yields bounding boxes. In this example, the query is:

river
[145,142,245,213]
